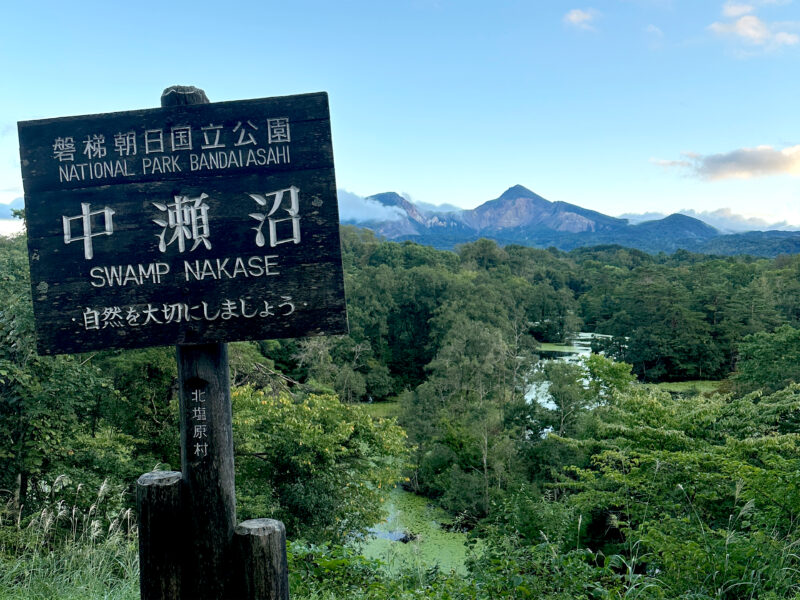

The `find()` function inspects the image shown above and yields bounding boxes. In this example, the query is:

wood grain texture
[234,519,290,600]
[136,471,183,600]
[18,92,347,355]
[177,342,237,598]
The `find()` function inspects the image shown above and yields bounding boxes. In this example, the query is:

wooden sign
[18,93,347,355]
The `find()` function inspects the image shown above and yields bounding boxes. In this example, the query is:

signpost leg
[166,86,290,600]
[137,471,183,600]
[176,342,237,599]
[234,519,291,600]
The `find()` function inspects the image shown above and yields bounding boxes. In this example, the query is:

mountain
[617,214,720,254]
[0,198,24,219]
[339,186,797,257]
[362,192,474,240]
[620,208,798,234]
[341,186,751,254]
[460,185,626,234]
[698,230,800,256]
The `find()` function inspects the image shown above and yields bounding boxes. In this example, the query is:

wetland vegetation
[4,227,800,598]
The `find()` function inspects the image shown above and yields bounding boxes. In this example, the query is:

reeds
[0,476,139,600]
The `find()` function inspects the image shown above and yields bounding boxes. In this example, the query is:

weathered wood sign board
[18,93,347,355]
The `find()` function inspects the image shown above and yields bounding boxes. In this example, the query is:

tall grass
[0,476,139,600]
[2,475,800,599]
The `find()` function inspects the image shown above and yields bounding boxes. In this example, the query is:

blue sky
[1,0,799,226]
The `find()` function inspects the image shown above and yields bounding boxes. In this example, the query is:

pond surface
[537,331,610,364]
[526,332,611,404]
[359,487,471,574]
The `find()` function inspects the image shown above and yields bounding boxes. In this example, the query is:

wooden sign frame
[18,92,347,355]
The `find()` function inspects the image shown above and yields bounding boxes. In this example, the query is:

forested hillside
[2,226,800,599]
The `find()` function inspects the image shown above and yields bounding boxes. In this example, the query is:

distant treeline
[264,227,800,396]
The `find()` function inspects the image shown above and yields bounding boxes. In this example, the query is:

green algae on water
[359,487,471,575]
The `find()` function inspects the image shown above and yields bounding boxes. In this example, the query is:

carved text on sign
[19,92,348,354]
[55,118,292,184]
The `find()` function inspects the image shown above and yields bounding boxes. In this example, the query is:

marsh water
[360,486,471,574]
[360,333,605,573]
[525,332,610,404]
[536,331,610,363]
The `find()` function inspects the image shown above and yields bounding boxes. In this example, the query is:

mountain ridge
[342,186,799,257]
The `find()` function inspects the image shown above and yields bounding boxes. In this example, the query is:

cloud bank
[620,207,797,232]
[654,145,800,180]
[679,208,795,232]
[337,190,406,223]
[415,200,463,215]
[710,2,799,50]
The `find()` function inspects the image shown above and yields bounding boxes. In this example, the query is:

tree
[294,337,337,386]
[583,354,635,402]
[232,386,408,541]
[90,347,177,460]
[533,361,591,437]
[0,235,116,513]
[732,325,800,394]
[400,313,535,520]
[599,265,722,380]
[458,238,509,271]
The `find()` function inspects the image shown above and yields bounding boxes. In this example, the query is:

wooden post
[162,86,236,600]
[137,471,183,600]
[161,85,209,106]
[234,519,290,600]
[176,342,237,599]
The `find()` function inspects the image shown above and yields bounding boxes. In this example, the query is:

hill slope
[340,186,792,255]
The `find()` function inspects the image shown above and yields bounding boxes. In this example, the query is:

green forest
[3,224,800,599]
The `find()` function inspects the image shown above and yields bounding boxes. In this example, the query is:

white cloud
[710,10,799,49]
[723,2,755,17]
[337,190,406,223]
[618,211,667,224]
[654,145,800,180]
[678,208,795,231]
[710,15,763,43]
[645,24,664,37]
[621,207,798,231]
[644,24,665,49]
[415,200,463,214]
[564,8,600,31]
[774,30,800,44]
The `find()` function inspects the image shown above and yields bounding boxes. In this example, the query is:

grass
[0,541,139,600]
[653,380,722,394]
[0,476,139,600]
[360,400,401,420]
[537,342,581,353]
[5,481,800,600]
